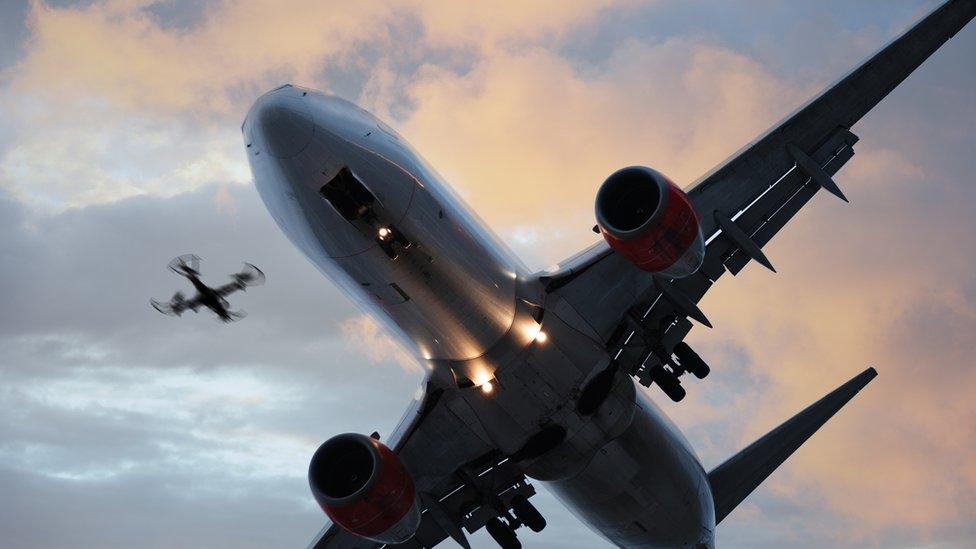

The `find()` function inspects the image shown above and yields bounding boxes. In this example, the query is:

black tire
[651,366,686,402]
[485,518,521,549]
[674,342,710,379]
[510,494,547,532]
[690,361,710,379]
[661,379,686,402]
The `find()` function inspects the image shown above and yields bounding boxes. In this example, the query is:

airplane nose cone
[249,88,314,159]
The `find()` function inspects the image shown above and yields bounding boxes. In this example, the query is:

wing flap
[719,126,859,276]
[689,0,975,239]
[708,367,878,524]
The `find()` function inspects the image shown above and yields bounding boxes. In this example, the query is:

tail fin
[708,367,877,524]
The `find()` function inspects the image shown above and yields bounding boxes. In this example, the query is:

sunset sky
[1,1,974,547]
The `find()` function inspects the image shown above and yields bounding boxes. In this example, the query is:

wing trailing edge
[708,367,878,524]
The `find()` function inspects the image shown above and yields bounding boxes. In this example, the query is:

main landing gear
[511,495,546,533]
[483,494,547,548]
[650,365,686,402]
[651,342,711,402]
[674,342,710,379]
[485,518,519,549]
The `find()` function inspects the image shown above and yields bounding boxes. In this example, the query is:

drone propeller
[217,309,248,323]
[168,254,202,276]
[150,298,178,317]
[230,263,266,288]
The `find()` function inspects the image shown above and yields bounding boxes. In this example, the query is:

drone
[151,254,265,322]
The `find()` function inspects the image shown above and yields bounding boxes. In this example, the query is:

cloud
[384,37,808,267]
[0,1,974,548]
[340,314,424,374]
[0,185,442,547]
[0,0,635,211]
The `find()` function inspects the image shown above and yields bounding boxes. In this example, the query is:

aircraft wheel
[674,342,710,379]
[510,495,546,532]
[485,518,521,549]
[651,366,686,402]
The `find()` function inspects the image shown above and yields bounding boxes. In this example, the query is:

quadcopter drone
[151,254,265,322]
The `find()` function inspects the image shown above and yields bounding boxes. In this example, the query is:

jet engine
[595,166,705,278]
[309,433,421,543]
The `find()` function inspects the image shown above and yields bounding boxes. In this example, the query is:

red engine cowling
[309,433,420,543]
[595,166,705,278]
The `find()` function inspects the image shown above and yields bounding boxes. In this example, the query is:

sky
[0,0,974,547]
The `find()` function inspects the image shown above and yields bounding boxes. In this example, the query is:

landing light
[377,227,392,240]
[481,381,494,395]
[522,322,548,345]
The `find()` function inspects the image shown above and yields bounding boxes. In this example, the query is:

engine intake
[595,166,704,278]
[309,433,420,543]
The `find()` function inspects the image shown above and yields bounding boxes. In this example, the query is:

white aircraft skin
[244,85,715,547]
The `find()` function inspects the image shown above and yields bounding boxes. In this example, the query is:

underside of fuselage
[244,85,524,362]
[243,84,717,547]
[239,2,976,546]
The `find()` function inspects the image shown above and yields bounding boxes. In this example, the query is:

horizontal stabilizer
[708,367,877,524]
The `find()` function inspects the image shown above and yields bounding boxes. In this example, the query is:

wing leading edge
[310,2,973,546]
[548,0,975,385]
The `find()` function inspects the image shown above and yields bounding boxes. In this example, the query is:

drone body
[151,255,265,322]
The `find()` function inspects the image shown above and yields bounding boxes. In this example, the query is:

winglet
[708,367,877,524]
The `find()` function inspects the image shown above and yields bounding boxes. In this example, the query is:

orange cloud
[393,39,805,264]
[339,314,422,374]
[2,1,974,543]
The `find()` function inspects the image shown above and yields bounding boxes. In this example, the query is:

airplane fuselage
[245,85,715,548]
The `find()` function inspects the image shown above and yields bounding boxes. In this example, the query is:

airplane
[151,254,265,322]
[241,2,974,547]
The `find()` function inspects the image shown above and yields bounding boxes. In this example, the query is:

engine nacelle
[309,433,420,543]
[595,166,705,278]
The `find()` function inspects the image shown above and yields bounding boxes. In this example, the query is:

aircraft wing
[308,381,539,549]
[306,3,974,546]
[544,0,975,386]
